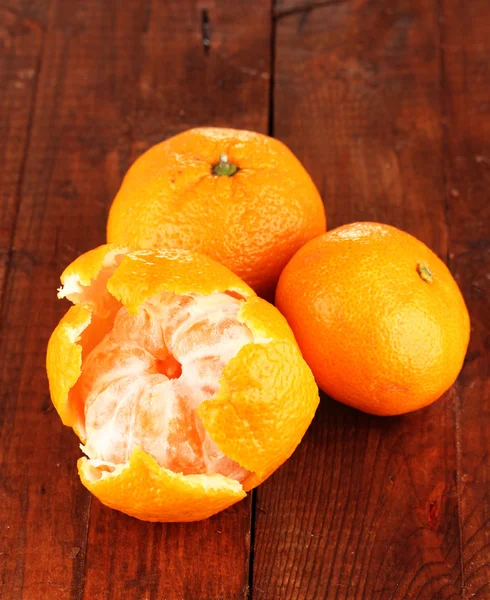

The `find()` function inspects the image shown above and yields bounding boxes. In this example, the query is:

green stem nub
[213,153,238,177]
[417,263,433,283]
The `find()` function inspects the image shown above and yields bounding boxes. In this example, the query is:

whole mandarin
[276,222,470,416]
[106,127,326,299]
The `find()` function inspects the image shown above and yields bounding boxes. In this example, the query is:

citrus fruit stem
[417,263,433,283]
[213,153,238,177]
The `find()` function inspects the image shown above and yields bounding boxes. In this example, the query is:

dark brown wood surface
[0,1,488,599]
[441,1,490,596]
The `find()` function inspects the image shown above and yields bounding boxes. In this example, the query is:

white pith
[73,288,259,483]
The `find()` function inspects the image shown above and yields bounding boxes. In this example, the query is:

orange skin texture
[106,127,326,299]
[78,448,247,523]
[47,244,319,521]
[276,222,470,416]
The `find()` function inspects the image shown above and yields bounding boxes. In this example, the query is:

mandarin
[106,127,326,299]
[46,245,319,521]
[276,222,470,416]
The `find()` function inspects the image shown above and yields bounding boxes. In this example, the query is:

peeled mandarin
[47,245,319,521]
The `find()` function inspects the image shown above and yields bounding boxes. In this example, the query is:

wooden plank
[253,1,463,598]
[440,1,490,597]
[0,1,45,301]
[0,1,271,599]
[82,4,271,598]
[0,1,117,596]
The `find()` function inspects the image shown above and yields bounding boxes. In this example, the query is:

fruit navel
[213,153,239,177]
[417,263,433,283]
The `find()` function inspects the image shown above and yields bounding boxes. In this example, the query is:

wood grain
[0,1,270,599]
[440,0,490,597]
[0,1,46,300]
[253,1,462,598]
[274,0,347,19]
[0,0,95,595]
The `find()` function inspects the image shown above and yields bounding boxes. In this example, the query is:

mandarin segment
[79,291,252,481]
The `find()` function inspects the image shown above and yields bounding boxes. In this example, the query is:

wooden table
[1,1,489,598]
